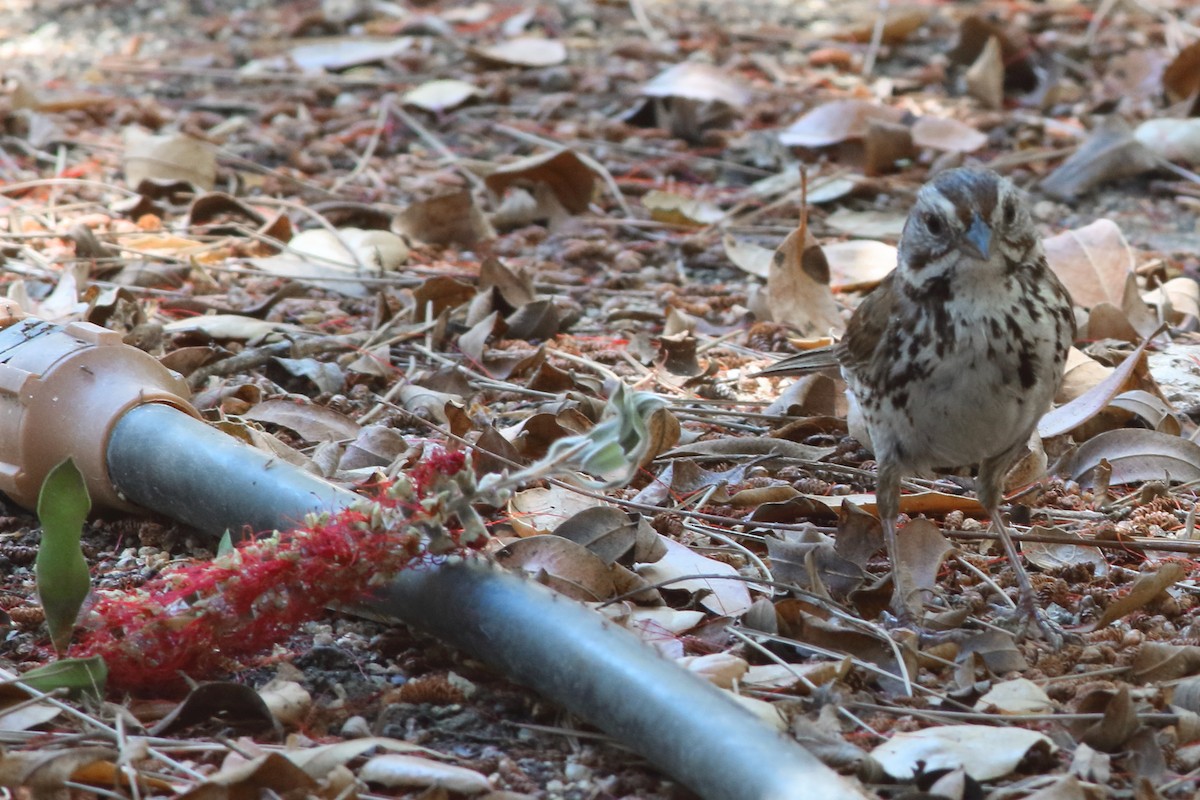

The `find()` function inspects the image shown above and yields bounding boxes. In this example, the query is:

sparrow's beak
[960,213,993,261]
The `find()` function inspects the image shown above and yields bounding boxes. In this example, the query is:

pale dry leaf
[403,79,481,113]
[1095,562,1187,628]
[470,37,567,68]
[243,37,412,73]
[162,314,311,340]
[822,240,897,289]
[637,535,753,616]
[1062,429,1200,489]
[911,116,988,152]
[766,226,844,336]
[507,486,605,537]
[779,99,904,147]
[871,724,1055,781]
[1040,118,1157,200]
[723,235,773,279]
[676,653,748,688]
[1022,526,1109,577]
[1143,277,1200,322]
[640,62,751,108]
[359,754,491,794]
[1131,642,1200,683]
[974,678,1054,714]
[1040,339,1150,438]
[644,191,724,226]
[123,128,216,190]
[258,679,311,727]
[485,150,595,214]
[823,208,907,239]
[965,36,1004,109]
[1043,219,1134,309]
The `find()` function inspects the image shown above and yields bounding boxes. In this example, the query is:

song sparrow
[761,168,1075,640]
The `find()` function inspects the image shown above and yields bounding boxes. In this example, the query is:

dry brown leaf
[965,36,1004,110]
[822,240,896,289]
[643,191,724,226]
[1094,562,1187,628]
[1163,40,1200,103]
[394,191,495,245]
[1040,338,1149,437]
[766,225,844,336]
[243,399,360,443]
[494,535,617,602]
[1043,219,1135,309]
[1062,429,1200,489]
[891,518,953,619]
[1078,686,1140,753]
[123,128,216,190]
[485,150,596,215]
[1132,642,1200,683]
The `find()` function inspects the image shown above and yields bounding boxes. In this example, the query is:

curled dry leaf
[359,754,491,794]
[1061,429,1200,489]
[640,62,751,108]
[974,678,1055,714]
[723,235,773,279]
[910,116,988,153]
[507,486,603,537]
[871,724,1055,781]
[469,37,567,68]
[123,128,216,191]
[890,518,953,620]
[1042,219,1134,310]
[637,535,753,616]
[965,35,1004,110]
[1077,686,1139,753]
[1093,562,1186,629]
[1163,40,1200,103]
[1134,118,1200,164]
[643,191,724,226]
[766,226,844,336]
[402,79,481,113]
[778,99,904,148]
[485,149,596,215]
[1039,338,1149,438]
[677,652,748,688]
[494,535,617,602]
[1131,642,1200,683]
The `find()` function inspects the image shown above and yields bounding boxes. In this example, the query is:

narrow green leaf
[35,459,92,656]
[12,656,107,697]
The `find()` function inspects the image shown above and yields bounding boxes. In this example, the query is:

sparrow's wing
[755,272,897,378]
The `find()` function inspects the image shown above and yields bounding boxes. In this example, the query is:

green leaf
[217,530,234,557]
[35,459,92,656]
[11,657,107,698]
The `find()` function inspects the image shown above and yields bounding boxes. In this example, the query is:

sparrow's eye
[1003,198,1017,226]
[923,212,944,236]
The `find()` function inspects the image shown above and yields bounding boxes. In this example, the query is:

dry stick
[332,95,394,193]
[861,0,889,77]
[390,105,486,192]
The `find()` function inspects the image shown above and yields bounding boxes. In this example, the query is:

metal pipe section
[107,403,869,800]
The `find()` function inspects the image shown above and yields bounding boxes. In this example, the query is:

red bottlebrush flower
[71,455,477,693]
